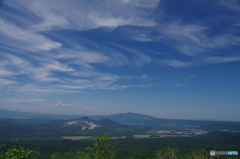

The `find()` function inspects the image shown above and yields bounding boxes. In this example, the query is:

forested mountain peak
[39,117,101,130]
[63,117,101,130]
[98,118,129,128]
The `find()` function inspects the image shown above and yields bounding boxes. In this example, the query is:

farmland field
[62,136,93,140]
[62,136,126,140]
[62,129,208,140]
[190,129,208,134]
[133,135,151,138]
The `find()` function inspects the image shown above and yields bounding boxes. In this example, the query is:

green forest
[1,132,240,159]
[0,114,240,159]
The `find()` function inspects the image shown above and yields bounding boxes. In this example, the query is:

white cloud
[24,66,61,82]
[3,98,92,109]
[122,74,148,80]
[185,75,196,80]
[157,22,240,56]
[8,73,155,93]
[0,53,27,81]
[205,55,240,64]
[0,78,17,85]
[220,0,240,11]
[159,60,192,68]
[59,72,120,90]
[5,54,28,66]
[176,83,187,87]
[46,61,74,72]
[0,0,159,94]
[0,44,154,93]
[0,18,62,51]
[104,83,158,90]
[12,84,77,93]
[52,101,92,109]
[56,49,111,66]
[110,44,151,66]
[1,53,73,83]
[0,69,17,76]
[4,0,159,31]
[4,98,45,103]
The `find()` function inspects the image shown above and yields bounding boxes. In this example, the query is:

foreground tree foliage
[155,147,222,159]
[1,135,239,159]
[51,134,116,159]
[155,146,179,159]
[0,139,38,159]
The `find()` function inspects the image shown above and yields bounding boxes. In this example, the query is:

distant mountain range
[1,109,240,126]
[95,113,240,126]
[0,116,128,135]
[98,118,130,128]
[90,113,158,125]
[0,119,35,135]
[1,109,240,135]
[39,117,102,130]
[39,116,130,130]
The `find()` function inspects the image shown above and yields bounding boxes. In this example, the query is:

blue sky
[0,0,240,121]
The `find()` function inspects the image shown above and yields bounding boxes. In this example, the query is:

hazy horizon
[0,0,240,122]
[2,108,240,122]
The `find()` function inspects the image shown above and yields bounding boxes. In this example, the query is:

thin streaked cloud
[205,55,240,64]
[159,59,192,68]
[0,0,240,120]
[3,98,92,109]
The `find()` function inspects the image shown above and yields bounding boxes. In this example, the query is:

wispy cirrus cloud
[1,0,239,96]
[0,69,18,76]
[0,50,152,93]
[158,59,192,68]
[184,75,196,80]
[125,1,240,66]
[4,98,45,104]
[109,43,151,67]
[0,78,17,85]
[3,0,159,31]
[3,98,92,109]
[0,18,62,52]
[0,0,159,94]
[176,83,187,87]
[205,55,240,64]
[52,101,92,109]
[220,0,240,11]
[95,83,159,90]
[11,84,78,93]
[154,21,240,57]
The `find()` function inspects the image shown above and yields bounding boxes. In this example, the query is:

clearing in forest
[62,136,93,140]
[62,136,126,140]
